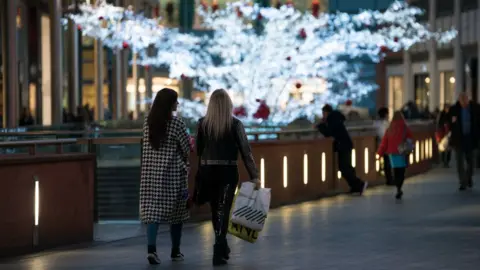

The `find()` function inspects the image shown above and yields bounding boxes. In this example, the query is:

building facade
[380,0,479,116]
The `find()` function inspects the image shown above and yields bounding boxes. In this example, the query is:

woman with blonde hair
[140,88,191,264]
[377,110,413,199]
[195,89,259,266]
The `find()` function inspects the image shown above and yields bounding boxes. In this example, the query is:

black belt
[200,160,237,166]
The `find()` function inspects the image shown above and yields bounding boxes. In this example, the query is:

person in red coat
[377,111,413,199]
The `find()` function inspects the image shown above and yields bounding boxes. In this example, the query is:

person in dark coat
[448,93,480,190]
[316,104,367,194]
[436,104,451,167]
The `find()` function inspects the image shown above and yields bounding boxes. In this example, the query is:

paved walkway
[2,168,480,270]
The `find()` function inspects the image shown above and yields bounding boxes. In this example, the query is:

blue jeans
[147,223,183,251]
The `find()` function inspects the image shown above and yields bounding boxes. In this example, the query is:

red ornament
[235,7,243,17]
[181,74,187,80]
[257,13,263,21]
[154,5,160,17]
[77,25,82,30]
[393,37,399,42]
[295,82,302,89]
[145,65,150,71]
[299,28,307,39]
[253,100,271,120]
[286,56,291,61]
[311,0,320,18]
[122,41,129,49]
[233,106,247,117]
[98,16,104,20]
[380,45,388,53]
[345,100,352,106]
[212,2,219,12]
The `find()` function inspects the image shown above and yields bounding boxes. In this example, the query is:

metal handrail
[0,139,78,155]
[0,120,434,137]
[0,138,77,147]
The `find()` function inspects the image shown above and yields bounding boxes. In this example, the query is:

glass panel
[414,74,429,111]
[388,76,404,112]
[95,142,141,168]
[443,71,455,105]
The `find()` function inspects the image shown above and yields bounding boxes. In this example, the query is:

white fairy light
[68,0,456,125]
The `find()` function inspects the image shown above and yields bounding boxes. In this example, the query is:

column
[403,50,413,104]
[111,0,123,120]
[132,54,140,118]
[32,7,43,125]
[145,47,154,110]
[111,51,122,120]
[94,39,104,121]
[1,0,19,128]
[179,0,195,31]
[120,49,129,118]
[428,0,439,111]
[454,0,464,97]
[67,13,80,114]
[49,0,63,125]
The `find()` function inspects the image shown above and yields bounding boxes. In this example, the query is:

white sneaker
[147,252,161,265]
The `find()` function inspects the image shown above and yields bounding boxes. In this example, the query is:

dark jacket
[436,110,450,130]
[447,101,480,149]
[316,110,353,152]
[195,117,258,180]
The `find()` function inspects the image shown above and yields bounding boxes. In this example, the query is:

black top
[316,110,353,152]
[195,117,258,180]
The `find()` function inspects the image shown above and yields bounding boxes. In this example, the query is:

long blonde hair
[202,89,233,139]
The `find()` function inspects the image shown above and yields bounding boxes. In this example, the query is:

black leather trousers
[201,165,239,248]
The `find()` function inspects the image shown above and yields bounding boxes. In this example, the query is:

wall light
[409,153,414,164]
[425,77,431,84]
[424,140,428,160]
[283,156,288,188]
[34,179,40,226]
[449,77,455,84]
[364,148,369,174]
[321,153,326,182]
[351,149,356,168]
[260,158,265,188]
[420,141,424,161]
[303,154,308,185]
[415,141,420,163]
[375,154,380,172]
[337,170,342,179]
[429,139,433,158]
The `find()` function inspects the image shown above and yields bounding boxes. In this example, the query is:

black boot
[213,244,228,266]
[224,243,231,260]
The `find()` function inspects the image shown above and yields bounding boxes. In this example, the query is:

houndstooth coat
[140,116,190,224]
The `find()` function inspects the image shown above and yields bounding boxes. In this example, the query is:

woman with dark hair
[195,89,259,266]
[140,88,191,265]
[377,111,413,200]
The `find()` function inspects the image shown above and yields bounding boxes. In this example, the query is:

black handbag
[193,160,210,206]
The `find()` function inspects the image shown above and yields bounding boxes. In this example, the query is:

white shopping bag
[230,182,271,231]
[438,132,451,152]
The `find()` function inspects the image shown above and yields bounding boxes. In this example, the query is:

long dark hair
[147,88,178,150]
